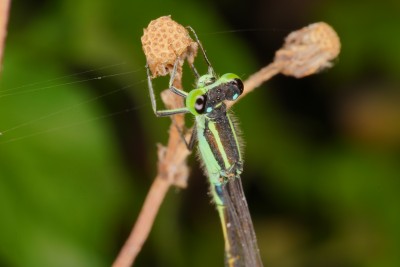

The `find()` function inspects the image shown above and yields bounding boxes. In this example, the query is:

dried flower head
[141,15,198,78]
[275,22,341,78]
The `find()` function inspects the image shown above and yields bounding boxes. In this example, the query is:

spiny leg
[168,58,189,98]
[186,26,215,77]
[146,59,195,149]
[146,59,190,117]
[172,120,197,151]
[188,61,201,80]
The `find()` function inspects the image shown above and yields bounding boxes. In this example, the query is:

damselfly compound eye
[234,78,244,95]
[226,78,244,101]
[195,95,207,114]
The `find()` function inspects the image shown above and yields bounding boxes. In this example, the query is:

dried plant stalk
[113,17,341,267]
[0,0,11,72]
[113,16,194,267]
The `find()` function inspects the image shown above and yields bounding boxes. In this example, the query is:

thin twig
[113,68,190,267]
[0,0,11,72]
[112,176,171,267]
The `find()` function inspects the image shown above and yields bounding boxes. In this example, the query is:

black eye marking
[225,78,244,101]
[234,78,244,95]
[195,94,207,114]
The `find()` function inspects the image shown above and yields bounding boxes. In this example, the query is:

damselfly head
[186,73,243,116]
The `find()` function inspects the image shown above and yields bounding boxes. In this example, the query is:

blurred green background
[1,0,400,267]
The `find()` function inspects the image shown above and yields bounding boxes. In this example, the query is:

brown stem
[0,0,11,72]
[112,176,171,267]
[113,67,190,267]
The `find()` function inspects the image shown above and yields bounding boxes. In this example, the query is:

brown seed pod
[141,15,198,78]
[274,22,341,78]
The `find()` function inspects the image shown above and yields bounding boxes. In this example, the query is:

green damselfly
[146,27,263,267]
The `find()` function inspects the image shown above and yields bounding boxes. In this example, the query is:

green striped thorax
[185,73,244,116]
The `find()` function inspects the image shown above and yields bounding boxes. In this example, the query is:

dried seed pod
[141,15,198,78]
[275,22,341,78]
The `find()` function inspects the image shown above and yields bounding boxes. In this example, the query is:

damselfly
[146,27,263,267]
